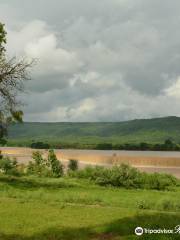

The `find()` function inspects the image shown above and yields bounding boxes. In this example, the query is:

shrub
[47,150,63,177]
[69,165,106,180]
[108,164,142,188]
[69,164,177,190]
[32,151,46,166]
[27,151,51,177]
[0,156,20,176]
[144,173,177,190]
[27,163,51,177]
[70,164,142,188]
[27,150,63,178]
[68,159,79,171]
[93,164,143,188]
[26,161,35,174]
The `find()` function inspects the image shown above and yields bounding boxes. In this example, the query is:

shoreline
[1,147,180,178]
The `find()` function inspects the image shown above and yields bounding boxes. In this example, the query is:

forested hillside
[6,117,180,148]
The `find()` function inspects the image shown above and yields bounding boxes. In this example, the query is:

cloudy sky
[1,0,180,122]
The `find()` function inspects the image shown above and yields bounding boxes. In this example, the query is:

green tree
[0,22,34,144]
[47,150,63,177]
[68,159,79,171]
[32,151,45,166]
[0,156,18,175]
[164,139,173,146]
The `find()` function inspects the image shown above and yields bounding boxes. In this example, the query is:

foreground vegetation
[0,175,180,239]
[69,165,178,191]
[0,151,180,239]
[0,149,178,191]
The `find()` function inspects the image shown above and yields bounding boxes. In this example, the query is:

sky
[1,0,180,122]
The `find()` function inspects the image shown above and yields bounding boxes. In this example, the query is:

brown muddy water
[1,147,180,178]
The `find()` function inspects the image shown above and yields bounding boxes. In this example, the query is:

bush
[143,173,177,190]
[27,150,64,177]
[93,164,143,188]
[69,165,106,180]
[32,151,46,166]
[69,164,177,190]
[0,156,20,176]
[26,161,35,174]
[27,151,51,177]
[47,150,63,177]
[26,160,48,177]
[68,159,79,171]
[69,164,142,188]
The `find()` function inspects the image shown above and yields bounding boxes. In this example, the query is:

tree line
[28,139,180,151]
[96,139,180,151]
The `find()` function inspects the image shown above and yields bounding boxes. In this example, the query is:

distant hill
[6,116,180,147]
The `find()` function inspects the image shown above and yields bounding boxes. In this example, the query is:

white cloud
[7,20,83,77]
[25,33,83,75]
[7,20,48,55]
[165,77,180,98]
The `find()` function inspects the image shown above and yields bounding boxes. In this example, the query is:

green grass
[0,175,180,239]
[6,116,180,147]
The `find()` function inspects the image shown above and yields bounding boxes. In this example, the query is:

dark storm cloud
[1,0,180,121]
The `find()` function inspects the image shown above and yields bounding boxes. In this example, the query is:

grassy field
[6,116,180,148]
[0,175,180,239]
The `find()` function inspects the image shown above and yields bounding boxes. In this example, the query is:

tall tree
[0,22,33,143]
